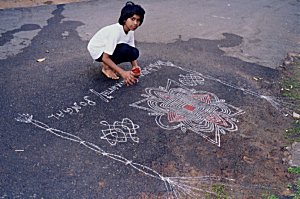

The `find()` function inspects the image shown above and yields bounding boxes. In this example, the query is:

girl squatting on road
[87,1,145,86]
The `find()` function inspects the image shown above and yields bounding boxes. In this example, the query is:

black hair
[118,1,145,26]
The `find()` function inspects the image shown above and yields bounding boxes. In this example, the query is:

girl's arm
[102,53,137,86]
[131,60,138,68]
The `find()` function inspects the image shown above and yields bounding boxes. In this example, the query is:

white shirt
[87,23,135,60]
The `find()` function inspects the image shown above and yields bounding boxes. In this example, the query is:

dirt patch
[0,0,90,9]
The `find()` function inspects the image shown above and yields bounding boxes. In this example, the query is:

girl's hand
[121,70,137,86]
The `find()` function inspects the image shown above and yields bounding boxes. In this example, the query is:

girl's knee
[132,48,139,60]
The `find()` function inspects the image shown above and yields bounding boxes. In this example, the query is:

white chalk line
[16,113,259,198]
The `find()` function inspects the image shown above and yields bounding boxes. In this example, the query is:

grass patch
[295,178,300,198]
[262,191,279,199]
[289,167,300,174]
[289,178,300,199]
[279,54,300,199]
[285,120,300,142]
[282,57,300,142]
[212,184,229,199]
[280,58,300,106]
[281,79,300,100]
[287,167,300,198]
[205,184,229,199]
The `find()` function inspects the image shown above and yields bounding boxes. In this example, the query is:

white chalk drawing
[178,73,205,86]
[90,82,125,102]
[154,60,297,116]
[47,60,296,122]
[130,79,244,147]
[212,15,231,20]
[15,113,238,198]
[100,118,139,146]
[90,62,162,103]
[48,96,96,120]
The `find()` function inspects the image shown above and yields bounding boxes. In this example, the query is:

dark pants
[96,43,139,64]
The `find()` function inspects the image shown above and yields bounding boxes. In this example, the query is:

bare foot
[102,68,119,79]
[101,63,119,79]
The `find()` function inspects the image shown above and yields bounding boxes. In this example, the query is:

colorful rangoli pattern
[130,79,244,146]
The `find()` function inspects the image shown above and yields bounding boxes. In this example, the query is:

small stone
[284,60,291,65]
[293,112,300,119]
[288,52,300,58]
[283,151,290,156]
[36,57,46,62]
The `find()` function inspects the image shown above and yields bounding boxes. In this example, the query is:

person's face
[123,14,141,33]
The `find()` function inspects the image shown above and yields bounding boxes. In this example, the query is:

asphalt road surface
[1,0,300,198]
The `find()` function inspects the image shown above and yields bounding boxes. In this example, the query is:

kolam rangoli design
[130,79,244,147]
